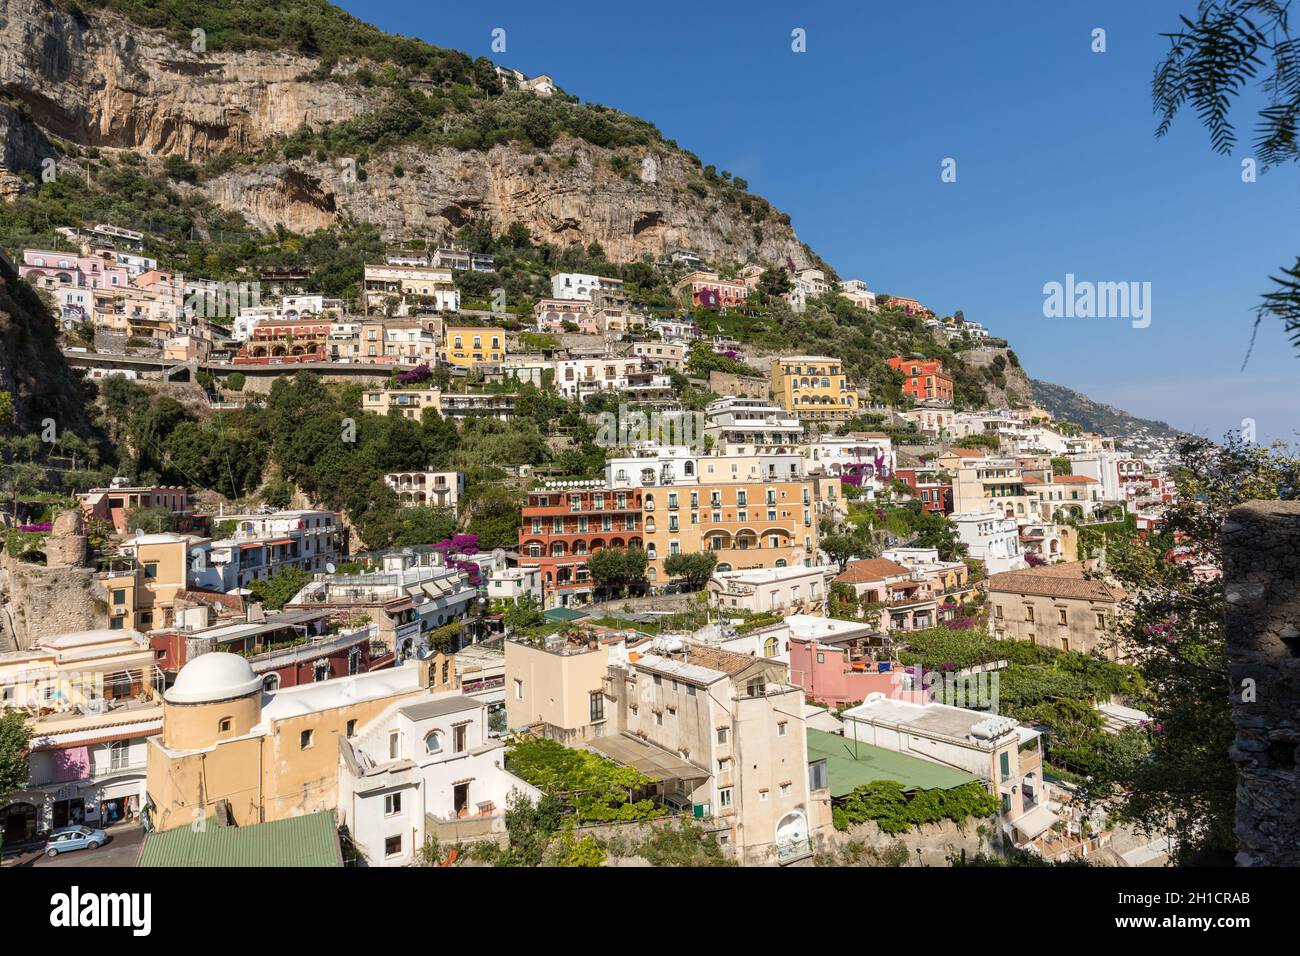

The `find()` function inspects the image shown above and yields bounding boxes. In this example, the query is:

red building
[518,483,644,609]
[884,295,930,316]
[235,318,330,363]
[895,467,953,514]
[887,357,954,404]
[150,608,376,686]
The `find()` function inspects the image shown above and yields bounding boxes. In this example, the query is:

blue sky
[339,0,1300,443]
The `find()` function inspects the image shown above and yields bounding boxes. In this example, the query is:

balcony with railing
[777,837,814,865]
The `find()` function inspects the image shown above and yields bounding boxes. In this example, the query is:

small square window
[300,730,314,749]
[385,835,402,858]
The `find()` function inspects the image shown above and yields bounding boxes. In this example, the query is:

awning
[586,733,709,783]
[1011,803,1059,841]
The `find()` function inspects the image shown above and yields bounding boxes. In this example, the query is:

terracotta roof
[835,558,914,584]
[947,448,986,458]
[1052,474,1098,484]
[176,590,246,614]
[985,562,1126,603]
[681,643,762,677]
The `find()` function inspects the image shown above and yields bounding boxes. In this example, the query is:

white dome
[165,652,263,704]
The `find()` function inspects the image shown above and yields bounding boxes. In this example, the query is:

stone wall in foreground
[1224,501,1300,866]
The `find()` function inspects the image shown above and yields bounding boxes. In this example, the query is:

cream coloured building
[0,629,164,840]
[504,636,612,744]
[985,562,1127,659]
[600,644,820,864]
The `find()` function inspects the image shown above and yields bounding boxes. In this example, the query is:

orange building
[518,483,645,609]
[888,357,954,404]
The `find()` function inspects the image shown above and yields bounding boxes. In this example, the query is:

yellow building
[640,479,820,583]
[145,652,455,831]
[98,533,195,632]
[441,326,506,368]
[770,356,858,423]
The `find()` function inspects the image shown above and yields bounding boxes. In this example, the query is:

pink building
[20,248,129,292]
[78,481,195,535]
[788,635,925,707]
[674,271,749,310]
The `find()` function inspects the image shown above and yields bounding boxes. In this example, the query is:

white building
[552,356,644,400]
[705,397,804,453]
[798,433,894,498]
[949,511,1026,574]
[706,565,829,615]
[839,278,878,310]
[488,564,543,609]
[288,551,478,660]
[841,697,1047,830]
[647,317,701,344]
[550,272,624,302]
[1070,452,1145,502]
[606,445,702,488]
[206,509,344,589]
[337,691,539,866]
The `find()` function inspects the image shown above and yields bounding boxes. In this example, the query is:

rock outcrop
[0,0,807,267]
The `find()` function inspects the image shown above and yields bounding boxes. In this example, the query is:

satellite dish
[135,528,145,540]
[326,562,336,574]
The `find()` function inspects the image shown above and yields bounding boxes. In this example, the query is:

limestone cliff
[0,0,808,266]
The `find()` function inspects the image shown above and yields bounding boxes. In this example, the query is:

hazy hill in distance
[1031,379,1190,446]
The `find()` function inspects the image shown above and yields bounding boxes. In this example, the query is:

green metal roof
[542,607,589,622]
[138,810,343,867]
[806,729,978,798]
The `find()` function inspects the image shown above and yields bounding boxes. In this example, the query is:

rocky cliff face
[200,139,806,264]
[0,249,95,435]
[0,0,371,160]
[0,0,808,266]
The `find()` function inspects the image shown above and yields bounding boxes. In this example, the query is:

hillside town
[0,4,1293,913]
[0,217,1193,870]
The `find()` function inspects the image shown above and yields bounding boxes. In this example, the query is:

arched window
[424,731,443,754]
[763,636,779,658]
[262,673,280,692]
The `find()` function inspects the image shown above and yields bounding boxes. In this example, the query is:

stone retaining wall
[1224,501,1300,866]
